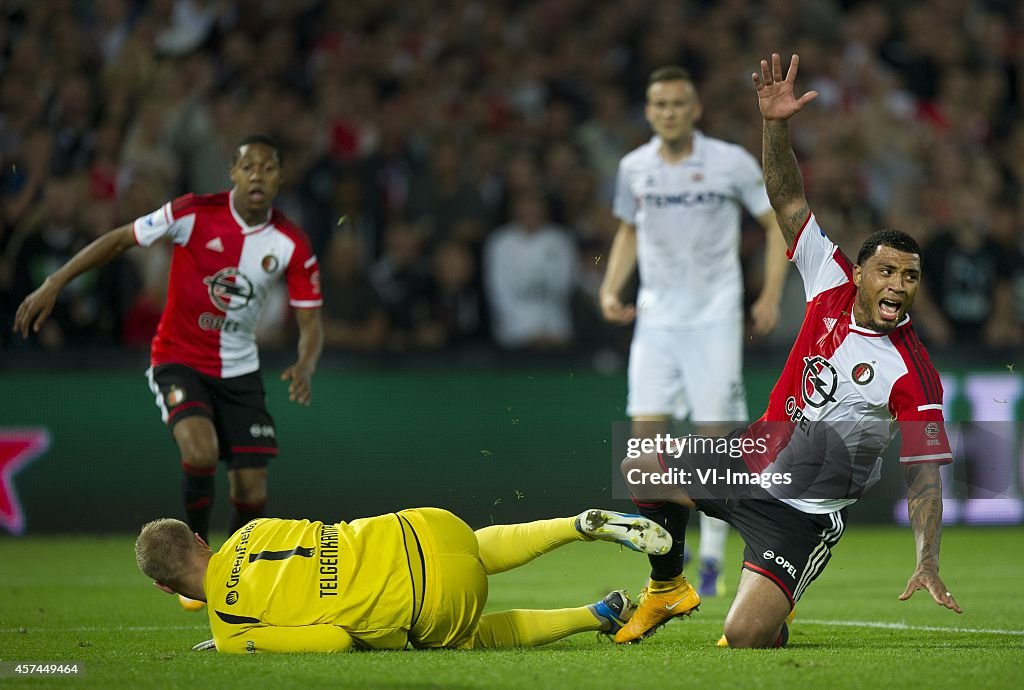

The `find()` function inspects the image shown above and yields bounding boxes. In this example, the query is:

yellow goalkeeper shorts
[399,508,488,649]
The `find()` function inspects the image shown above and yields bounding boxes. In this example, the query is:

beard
[854,294,902,333]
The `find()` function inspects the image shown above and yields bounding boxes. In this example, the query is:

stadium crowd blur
[0,0,1021,367]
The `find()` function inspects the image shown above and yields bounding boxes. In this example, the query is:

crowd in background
[0,0,1021,364]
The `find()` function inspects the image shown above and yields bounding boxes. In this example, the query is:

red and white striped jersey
[745,213,953,514]
[133,191,322,379]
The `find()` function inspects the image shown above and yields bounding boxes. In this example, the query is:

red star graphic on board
[0,429,50,535]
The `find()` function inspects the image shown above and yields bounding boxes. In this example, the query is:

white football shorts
[626,318,748,422]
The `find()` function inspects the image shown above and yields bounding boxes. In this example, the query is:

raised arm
[898,462,962,613]
[752,53,818,250]
[13,223,137,338]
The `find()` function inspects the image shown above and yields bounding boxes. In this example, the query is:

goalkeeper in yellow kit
[135,507,671,653]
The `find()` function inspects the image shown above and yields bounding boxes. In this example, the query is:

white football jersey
[613,132,771,327]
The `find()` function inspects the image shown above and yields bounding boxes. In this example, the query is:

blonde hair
[135,518,198,588]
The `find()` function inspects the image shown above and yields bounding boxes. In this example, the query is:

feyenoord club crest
[261,254,279,273]
[852,362,875,385]
[167,386,185,406]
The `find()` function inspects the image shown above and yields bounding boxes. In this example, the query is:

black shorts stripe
[696,498,847,605]
[793,511,843,601]
[820,510,844,544]
[794,542,832,601]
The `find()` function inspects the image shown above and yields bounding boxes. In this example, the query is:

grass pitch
[1,525,1021,689]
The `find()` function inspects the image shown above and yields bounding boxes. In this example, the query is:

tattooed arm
[898,462,962,613]
[762,122,810,249]
[751,53,817,249]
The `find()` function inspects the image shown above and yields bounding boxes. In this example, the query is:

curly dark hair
[855,229,922,266]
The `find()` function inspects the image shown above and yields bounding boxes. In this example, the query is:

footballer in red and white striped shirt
[15,136,324,609]
[615,54,961,648]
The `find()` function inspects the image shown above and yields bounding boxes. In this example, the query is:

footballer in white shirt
[600,66,791,595]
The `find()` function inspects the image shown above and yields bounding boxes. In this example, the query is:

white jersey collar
[653,130,705,167]
[848,308,911,336]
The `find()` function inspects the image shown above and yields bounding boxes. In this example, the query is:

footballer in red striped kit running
[15,135,324,613]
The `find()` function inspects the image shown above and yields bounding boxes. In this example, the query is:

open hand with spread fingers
[752,53,818,121]
[898,567,963,614]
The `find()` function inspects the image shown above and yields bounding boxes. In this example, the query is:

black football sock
[182,462,215,543]
[229,498,266,534]
[634,500,690,581]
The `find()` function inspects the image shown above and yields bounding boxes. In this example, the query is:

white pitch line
[798,618,1024,636]
[0,625,207,634]
[4,620,1022,637]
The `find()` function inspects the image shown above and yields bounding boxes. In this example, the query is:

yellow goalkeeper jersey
[205,514,423,653]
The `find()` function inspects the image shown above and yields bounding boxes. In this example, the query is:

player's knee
[620,454,637,480]
[182,446,218,468]
[230,470,267,504]
[722,620,778,649]
[176,434,218,467]
[620,451,658,480]
[230,483,266,505]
